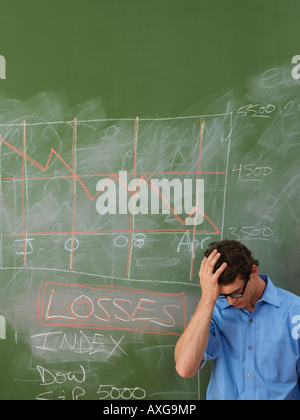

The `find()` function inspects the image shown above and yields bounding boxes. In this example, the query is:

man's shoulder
[275,284,300,310]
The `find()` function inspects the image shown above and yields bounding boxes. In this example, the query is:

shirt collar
[258,274,280,307]
[218,274,280,310]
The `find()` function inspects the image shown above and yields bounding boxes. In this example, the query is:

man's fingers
[206,249,218,262]
[208,251,222,269]
[215,262,228,277]
[199,250,220,275]
[199,250,227,281]
[199,257,205,275]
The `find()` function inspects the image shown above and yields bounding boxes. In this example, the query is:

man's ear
[251,265,259,277]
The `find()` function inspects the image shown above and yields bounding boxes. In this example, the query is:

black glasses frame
[219,274,251,300]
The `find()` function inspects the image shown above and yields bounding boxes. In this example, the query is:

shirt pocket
[258,342,297,384]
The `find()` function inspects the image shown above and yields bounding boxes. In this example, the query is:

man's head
[204,240,261,309]
[204,240,259,285]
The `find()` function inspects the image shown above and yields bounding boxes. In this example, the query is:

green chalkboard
[0,0,299,401]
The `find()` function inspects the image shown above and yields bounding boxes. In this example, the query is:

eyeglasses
[219,276,250,300]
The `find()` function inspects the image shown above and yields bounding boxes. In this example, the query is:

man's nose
[227,296,237,305]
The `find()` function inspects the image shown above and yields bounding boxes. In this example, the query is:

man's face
[219,275,253,309]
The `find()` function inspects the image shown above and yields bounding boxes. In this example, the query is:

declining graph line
[0,128,221,230]
[0,116,224,276]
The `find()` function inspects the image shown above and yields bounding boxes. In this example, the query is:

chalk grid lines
[0,112,233,283]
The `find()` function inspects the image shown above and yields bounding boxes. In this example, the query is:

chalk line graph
[0,113,232,283]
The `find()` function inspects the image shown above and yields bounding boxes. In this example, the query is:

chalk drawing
[0,316,6,339]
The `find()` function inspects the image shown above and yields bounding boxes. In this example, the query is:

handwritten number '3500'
[229,227,274,241]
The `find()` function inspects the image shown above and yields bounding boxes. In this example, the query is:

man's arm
[174,250,227,378]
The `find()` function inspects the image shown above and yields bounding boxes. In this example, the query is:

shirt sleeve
[199,317,221,370]
[297,338,300,379]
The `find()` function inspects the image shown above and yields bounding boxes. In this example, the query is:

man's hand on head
[199,249,227,304]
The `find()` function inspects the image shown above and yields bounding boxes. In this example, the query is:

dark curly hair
[204,240,259,285]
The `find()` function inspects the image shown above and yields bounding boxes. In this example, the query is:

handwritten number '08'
[113,234,146,248]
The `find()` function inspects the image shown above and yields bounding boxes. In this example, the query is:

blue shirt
[201,275,300,400]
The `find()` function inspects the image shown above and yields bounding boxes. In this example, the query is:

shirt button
[250,319,253,323]
[249,346,253,350]
[248,373,252,378]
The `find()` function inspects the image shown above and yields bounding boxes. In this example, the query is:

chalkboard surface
[0,0,299,401]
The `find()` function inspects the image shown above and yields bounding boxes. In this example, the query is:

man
[175,240,300,400]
